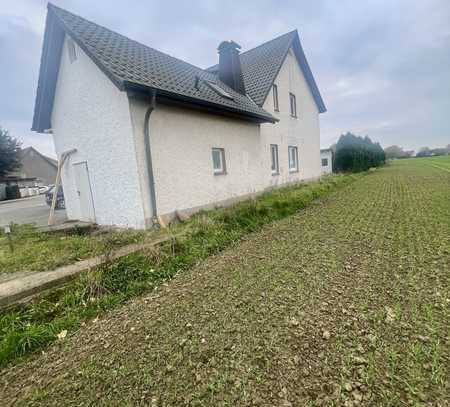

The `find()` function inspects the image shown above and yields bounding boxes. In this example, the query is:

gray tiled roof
[207,31,326,113]
[48,4,275,123]
[207,31,296,106]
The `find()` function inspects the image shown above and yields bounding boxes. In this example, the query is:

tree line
[384,144,450,159]
[415,145,450,157]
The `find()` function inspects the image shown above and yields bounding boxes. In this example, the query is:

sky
[1,0,449,158]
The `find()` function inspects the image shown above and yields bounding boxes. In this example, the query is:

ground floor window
[288,146,299,172]
[270,144,279,174]
[322,158,328,167]
[212,148,226,175]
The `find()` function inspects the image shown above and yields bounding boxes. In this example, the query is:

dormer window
[205,80,234,100]
[289,93,297,117]
[273,84,279,112]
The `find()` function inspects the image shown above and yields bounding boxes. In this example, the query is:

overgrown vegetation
[334,132,385,172]
[0,174,359,367]
[0,225,150,274]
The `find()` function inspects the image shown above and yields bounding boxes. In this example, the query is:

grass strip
[0,223,151,274]
[0,173,361,368]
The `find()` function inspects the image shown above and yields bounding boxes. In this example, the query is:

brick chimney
[217,41,246,94]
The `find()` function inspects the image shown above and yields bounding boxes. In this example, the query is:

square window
[273,84,279,112]
[270,144,279,174]
[289,93,297,117]
[212,148,226,175]
[288,146,299,172]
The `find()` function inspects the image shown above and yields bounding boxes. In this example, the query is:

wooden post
[4,224,13,253]
[48,149,77,226]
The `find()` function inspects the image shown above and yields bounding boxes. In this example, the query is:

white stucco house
[32,4,326,229]
[320,149,333,174]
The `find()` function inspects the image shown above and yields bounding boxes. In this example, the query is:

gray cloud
[0,0,449,157]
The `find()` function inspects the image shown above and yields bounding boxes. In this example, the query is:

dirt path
[1,160,449,406]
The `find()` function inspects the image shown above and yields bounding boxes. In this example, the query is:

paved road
[0,195,66,227]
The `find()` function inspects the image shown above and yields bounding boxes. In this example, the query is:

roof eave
[31,9,65,133]
[123,81,277,124]
[291,34,327,114]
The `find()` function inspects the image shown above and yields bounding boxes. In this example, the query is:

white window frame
[67,38,77,64]
[273,84,279,112]
[322,158,328,167]
[212,147,226,175]
[289,92,297,118]
[288,146,299,172]
[270,144,279,175]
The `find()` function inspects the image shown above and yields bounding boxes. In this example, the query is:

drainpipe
[143,89,158,227]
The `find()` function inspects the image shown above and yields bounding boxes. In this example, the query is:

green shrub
[334,132,385,172]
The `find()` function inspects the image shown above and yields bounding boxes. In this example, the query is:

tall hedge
[334,132,385,172]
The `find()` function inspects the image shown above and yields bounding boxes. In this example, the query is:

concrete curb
[0,235,173,309]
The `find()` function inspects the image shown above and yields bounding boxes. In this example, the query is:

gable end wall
[261,47,321,183]
[51,35,145,228]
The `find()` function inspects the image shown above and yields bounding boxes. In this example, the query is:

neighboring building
[1,146,57,200]
[32,4,326,228]
[6,146,57,187]
[320,149,333,174]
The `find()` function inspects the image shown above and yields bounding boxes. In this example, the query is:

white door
[73,162,95,222]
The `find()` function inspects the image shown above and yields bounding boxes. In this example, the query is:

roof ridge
[239,29,297,57]
[205,30,297,71]
[48,3,209,76]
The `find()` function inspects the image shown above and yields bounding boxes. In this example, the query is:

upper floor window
[67,38,77,63]
[270,144,279,174]
[289,92,297,118]
[212,148,226,175]
[273,84,279,112]
[288,146,299,172]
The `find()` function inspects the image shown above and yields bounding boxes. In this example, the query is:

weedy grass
[0,174,358,367]
[0,224,149,274]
